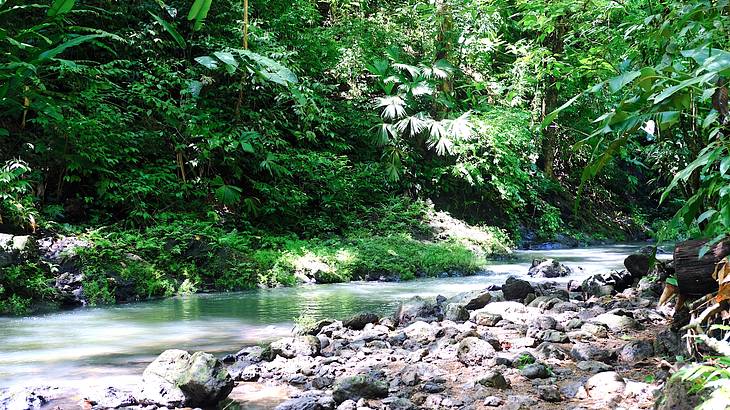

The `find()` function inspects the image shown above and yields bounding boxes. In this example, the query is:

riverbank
[0,250,698,409]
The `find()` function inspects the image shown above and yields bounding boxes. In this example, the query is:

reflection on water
[0,243,653,388]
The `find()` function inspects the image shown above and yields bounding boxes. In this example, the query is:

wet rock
[457,336,495,366]
[275,395,323,410]
[583,371,625,401]
[473,311,502,326]
[581,270,633,297]
[477,370,510,389]
[298,319,335,336]
[618,340,654,363]
[54,272,85,307]
[570,343,613,363]
[444,303,469,321]
[332,375,388,403]
[140,349,234,407]
[528,258,572,278]
[502,277,534,301]
[448,289,492,310]
[395,296,434,325]
[343,312,379,330]
[271,336,321,359]
[576,360,613,373]
[538,385,561,402]
[0,388,46,410]
[521,363,550,379]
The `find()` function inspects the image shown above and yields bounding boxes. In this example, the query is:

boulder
[581,270,633,297]
[537,385,562,402]
[583,371,625,401]
[590,313,640,333]
[577,360,613,374]
[457,337,495,366]
[394,296,434,325]
[403,321,437,344]
[0,388,46,410]
[570,343,613,363]
[477,370,510,389]
[0,234,36,268]
[448,289,492,310]
[472,312,502,326]
[528,258,572,278]
[140,349,233,407]
[502,277,534,301]
[270,336,320,359]
[624,246,654,277]
[444,303,469,321]
[618,340,654,363]
[521,363,550,379]
[343,312,379,330]
[332,375,388,403]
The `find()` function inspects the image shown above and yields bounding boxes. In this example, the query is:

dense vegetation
[0,0,726,317]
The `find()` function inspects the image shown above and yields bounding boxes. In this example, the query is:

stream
[0,243,657,390]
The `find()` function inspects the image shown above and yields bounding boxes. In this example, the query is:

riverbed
[0,243,657,390]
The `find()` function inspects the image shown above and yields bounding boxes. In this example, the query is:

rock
[477,370,510,389]
[551,301,580,313]
[536,329,569,343]
[571,343,613,363]
[537,385,561,402]
[654,329,685,357]
[443,303,469,321]
[655,370,702,410]
[0,234,36,268]
[336,400,357,410]
[457,337,495,366]
[298,319,335,336]
[504,395,538,410]
[384,397,415,410]
[591,313,640,333]
[0,388,46,410]
[530,315,557,330]
[54,272,85,307]
[618,340,654,363]
[271,336,321,359]
[580,322,609,338]
[86,386,137,408]
[577,360,613,373]
[581,270,633,297]
[343,312,379,330]
[521,363,550,379]
[474,301,530,323]
[473,311,502,326]
[535,342,570,360]
[448,289,492,310]
[403,321,436,344]
[275,396,322,410]
[527,296,563,309]
[483,395,503,406]
[583,371,625,401]
[332,375,388,404]
[528,258,572,278]
[502,277,534,301]
[141,349,233,407]
[395,296,434,325]
[624,246,654,277]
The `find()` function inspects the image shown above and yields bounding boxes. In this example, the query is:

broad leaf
[609,70,641,93]
[148,11,186,48]
[48,0,75,16]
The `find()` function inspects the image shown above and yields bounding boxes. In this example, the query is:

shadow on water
[0,243,651,389]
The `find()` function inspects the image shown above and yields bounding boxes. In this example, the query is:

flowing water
[0,243,658,390]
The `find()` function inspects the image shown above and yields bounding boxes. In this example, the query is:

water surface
[0,243,654,389]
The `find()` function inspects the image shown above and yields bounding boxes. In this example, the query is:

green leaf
[194,56,218,69]
[541,92,583,129]
[654,73,715,103]
[213,51,238,74]
[661,145,719,203]
[697,209,716,224]
[215,184,242,205]
[0,128,8,137]
[609,70,641,93]
[237,49,298,85]
[48,0,75,16]
[35,34,106,62]
[148,11,186,48]
[187,0,205,19]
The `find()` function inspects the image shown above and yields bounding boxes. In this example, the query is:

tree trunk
[674,238,730,297]
[539,20,565,179]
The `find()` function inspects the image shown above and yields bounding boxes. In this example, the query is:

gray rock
[0,388,46,410]
[395,296,434,325]
[521,363,550,379]
[140,349,233,407]
[336,400,357,410]
[0,234,36,268]
[403,321,436,344]
[581,270,633,297]
[530,315,557,330]
[528,258,572,278]
[271,336,321,359]
[502,277,534,301]
[551,301,580,313]
[570,343,613,363]
[448,289,492,310]
[332,375,388,403]
[536,329,568,343]
[484,395,503,406]
[444,303,469,321]
[457,337,495,366]
[535,342,570,360]
[384,397,415,410]
[505,395,538,410]
[343,312,379,330]
[275,396,322,410]
[537,384,561,402]
[473,312,502,326]
[477,370,510,389]
[580,322,609,338]
[576,360,613,373]
[618,340,654,363]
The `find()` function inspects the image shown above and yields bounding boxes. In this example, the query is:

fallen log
[674,238,730,297]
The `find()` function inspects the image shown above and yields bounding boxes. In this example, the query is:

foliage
[674,355,730,410]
